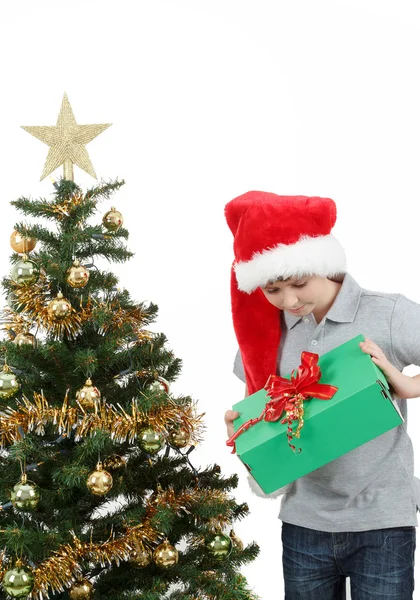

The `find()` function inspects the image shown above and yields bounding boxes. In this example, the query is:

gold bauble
[202,570,217,577]
[0,364,20,400]
[47,292,72,320]
[138,426,166,454]
[102,207,123,231]
[11,258,40,286]
[10,230,36,254]
[131,541,153,568]
[66,260,89,289]
[69,580,93,599]
[153,540,179,569]
[76,378,101,410]
[205,532,233,560]
[86,462,113,496]
[148,484,164,508]
[230,529,244,551]
[168,425,190,448]
[13,332,37,349]
[10,474,40,511]
[2,563,35,598]
[103,454,127,470]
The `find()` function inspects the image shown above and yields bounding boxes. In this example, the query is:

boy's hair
[266,273,345,285]
[266,274,312,284]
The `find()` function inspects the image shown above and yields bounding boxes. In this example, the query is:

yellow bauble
[76,379,101,410]
[168,425,190,448]
[69,580,93,599]
[131,542,152,568]
[14,332,37,349]
[0,364,20,400]
[66,260,89,289]
[153,540,179,569]
[10,230,36,254]
[86,462,113,496]
[102,207,123,231]
[47,292,72,320]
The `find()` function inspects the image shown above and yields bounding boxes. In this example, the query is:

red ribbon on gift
[226,352,338,454]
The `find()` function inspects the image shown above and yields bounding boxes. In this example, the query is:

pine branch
[84,178,126,202]
[78,241,134,263]
[11,196,59,220]
[13,223,61,250]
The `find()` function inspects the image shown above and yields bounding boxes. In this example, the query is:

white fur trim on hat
[235,234,346,293]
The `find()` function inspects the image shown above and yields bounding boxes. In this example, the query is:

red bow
[226,352,338,454]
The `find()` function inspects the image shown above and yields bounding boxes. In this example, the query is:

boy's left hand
[359,339,397,379]
[360,338,417,399]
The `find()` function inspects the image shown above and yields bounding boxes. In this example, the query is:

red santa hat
[225,191,346,395]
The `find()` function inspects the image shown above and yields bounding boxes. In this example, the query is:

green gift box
[231,334,403,495]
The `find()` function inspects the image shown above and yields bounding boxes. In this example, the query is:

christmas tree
[0,94,259,600]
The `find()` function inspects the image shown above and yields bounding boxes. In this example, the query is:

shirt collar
[283,273,362,330]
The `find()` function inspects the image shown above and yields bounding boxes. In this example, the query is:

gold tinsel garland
[0,391,205,447]
[31,523,161,598]
[4,274,89,339]
[94,301,151,336]
[0,486,230,599]
[0,309,33,338]
[2,278,152,341]
[48,190,85,219]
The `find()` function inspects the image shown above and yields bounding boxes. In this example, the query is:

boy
[224,191,419,599]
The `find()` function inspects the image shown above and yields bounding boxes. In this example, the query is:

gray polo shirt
[233,272,420,532]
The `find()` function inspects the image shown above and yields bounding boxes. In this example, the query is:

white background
[1,1,420,598]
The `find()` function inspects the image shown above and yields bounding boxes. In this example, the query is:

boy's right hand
[224,410,240,438]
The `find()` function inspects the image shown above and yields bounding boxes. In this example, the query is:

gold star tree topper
[21,93,111,181]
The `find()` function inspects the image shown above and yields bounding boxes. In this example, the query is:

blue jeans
[282,522,416,599]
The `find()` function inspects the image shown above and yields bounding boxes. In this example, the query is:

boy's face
[260,275,330,316]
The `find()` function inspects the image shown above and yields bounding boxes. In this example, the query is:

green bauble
[205,532,233,560]
[11,258,39,286]
[0,365,20,400]
[11,475,40,511]
[147,376,170,394]
[2,565,35,598]
[138,426,166,454]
